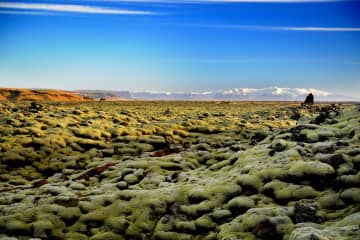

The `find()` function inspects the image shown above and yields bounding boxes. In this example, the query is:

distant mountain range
[76,87,359,102]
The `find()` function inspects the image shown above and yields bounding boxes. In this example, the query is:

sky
[0,0,359,97]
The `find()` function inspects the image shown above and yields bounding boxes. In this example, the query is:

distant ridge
[126,87,359,102]
[75,90,131,101]
[0,88,90,102]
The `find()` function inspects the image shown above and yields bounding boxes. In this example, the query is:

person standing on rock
[303,93,314,105]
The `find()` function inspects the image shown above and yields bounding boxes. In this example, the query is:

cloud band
[0,2,155,15]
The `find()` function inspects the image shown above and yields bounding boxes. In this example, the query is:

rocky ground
[0,101,359,240]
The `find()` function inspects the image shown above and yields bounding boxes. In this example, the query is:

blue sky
[0,0,359,96]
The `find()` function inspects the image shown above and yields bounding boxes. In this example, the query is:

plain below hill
[74,90,132,101]
[0,88,91,102]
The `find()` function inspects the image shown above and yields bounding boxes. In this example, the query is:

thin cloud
[88,0,344,3]
[0,2,155,15]
[0,10,57,15]
[175,57,299,63]
[174,58,360,64]
[275,26,360,31]
[198,24,360,32]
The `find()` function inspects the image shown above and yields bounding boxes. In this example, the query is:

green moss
[27,127,44,137]
[0,151,26,165]
[135,143,154,152]
[191,143,212,152]
[212,209,232,220]
[32,214,66,239]
[300,129,319,143]
[80,210,105,227]
[264,180,318,201]
[72,127,103,140]
[338,172,360,186]
[57,207,82,225]
[236,174,263,193]
[195,215,215,230]
[269,216,294,237]
[270,139,288,152]
[288,161,335,177]
[204,232,217,240]
[336,212,360,227]
[6,220,31,234]
[189,125,222,134]
[64,232,89,240]
[180,200,216,217]
[153,231,192,240]
[312,142,336,154]
[208,183,242,202]
[123,174,140,184]
[49,135,67,148]
[318,193,345,210]
[105,216,129,233]
[226,197,255,211]
[340,188,360,202]
[77,139,107,150]
[0,102,358,240]
[289,226,360,240]
[40,185,69,196]
[241,211,269,231]
[115,147,138,155]
[90,232,124,240]
[188,188,209,203]
[255,167,287,182]
[175,220,197,232]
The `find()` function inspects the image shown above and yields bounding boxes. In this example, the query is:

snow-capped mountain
[130,87,358,101]
[131,91,214,100]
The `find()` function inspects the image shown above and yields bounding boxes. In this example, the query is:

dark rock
[290,124,319,142]
[324,153,348,168]
[336,140,349,147]
[290,111,301,120]
[252,219,282,240]
[268,150,276,157]
[303,93,314,105]
[270,139,287,152]
[312,142,336,154]
[294,201,322,224]
[30,101,43,111]
[311,112,327,125]
[199,112,209,119]
[251,131,268,144]
[311,105,340,125]
[347,148,360,157]
[54,197,79,207]
[295,146,312,157]
[164,108,173,115]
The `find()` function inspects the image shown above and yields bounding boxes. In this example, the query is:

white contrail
[0,10,57,15]
[0,2,155,15]
[199,24,360,32]
[277,26,360,31]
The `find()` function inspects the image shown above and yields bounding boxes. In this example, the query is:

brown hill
[0,88,91,102]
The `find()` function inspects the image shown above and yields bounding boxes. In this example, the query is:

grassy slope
[0,88,90,102]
